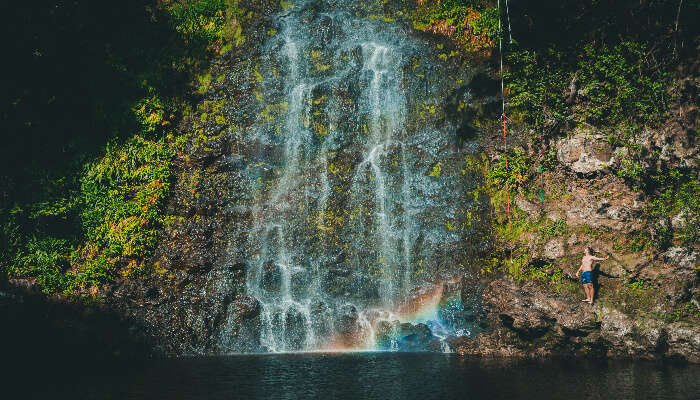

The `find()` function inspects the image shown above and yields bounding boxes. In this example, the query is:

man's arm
[592,255,609,261]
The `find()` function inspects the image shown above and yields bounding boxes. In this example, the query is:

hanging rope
[505,0,513,44]
[497,0,513,262]
[501,0,545,206]
[537,129,545,206]
[502,113,513,262]
[498,0,505,115]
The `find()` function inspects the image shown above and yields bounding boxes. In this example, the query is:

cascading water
[229,0,489,353]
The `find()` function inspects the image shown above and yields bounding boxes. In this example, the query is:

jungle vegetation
[1,0,698,295]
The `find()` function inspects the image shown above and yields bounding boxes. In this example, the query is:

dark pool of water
[8,353,700,400]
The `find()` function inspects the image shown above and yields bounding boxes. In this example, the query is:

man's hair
[585,247,592,254]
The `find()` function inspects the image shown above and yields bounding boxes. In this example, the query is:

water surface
[16,353,700,400]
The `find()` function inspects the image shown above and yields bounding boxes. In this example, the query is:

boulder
[556,126,614,176]
[482,279,595,341]
[395,322,441,352]
[333,304,367,347]
[665,323,700,363]
[515,197,541,220]
[662,247,698,271]
[542,239,565,259]
[598,306,637,353]
[671,211,689,230]
[562,179,644,231]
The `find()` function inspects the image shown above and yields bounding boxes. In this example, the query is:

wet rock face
[453,278,700,362]
[395,323,442,352]
[374,320,443,352]
[103,259,251,355]
[218,0,490,352]
[334,305,360,336]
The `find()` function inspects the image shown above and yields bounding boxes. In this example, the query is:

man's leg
[585,284,593,304]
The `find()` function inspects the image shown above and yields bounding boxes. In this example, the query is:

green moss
[219,42,233,54]
[260,102,288,123]
[612,280,660,317]
[538,218,568,241]
[429,162,442,177]
[485,149,532,191]
[198,73,212,93]
[254,65,263,82]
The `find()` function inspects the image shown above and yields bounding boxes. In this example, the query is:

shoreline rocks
[451,278,700,363]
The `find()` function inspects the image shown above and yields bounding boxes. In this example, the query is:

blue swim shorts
[580,270,592,285]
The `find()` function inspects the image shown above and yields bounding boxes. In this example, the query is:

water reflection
[15,354,700,400]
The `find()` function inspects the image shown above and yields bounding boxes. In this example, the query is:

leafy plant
[410,1,499,52]
[486,148,531,191]
[645,170,699,248]
[538,218,568,241]
[576,42,667,126]
[0,0,241,293]
[80,136,174,259]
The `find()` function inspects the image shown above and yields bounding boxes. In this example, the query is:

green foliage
[11,237,72,293]
[68,254,113,293]
[505,42,668,132]
[429,162,442,177]
[3,136,176,293]
[581,225,610,240]
[616,279,659,316]
[169,0,249,49]
[576,42,667,126]
[504,48,570,129]
[409,1,499,52]
[645,170,699,248]
[485,148,531,191]
[538,218,568,241]
[469,7,499,43]
[134,96,176,136]
[504,253,530,281]
[80,137,174,259]
[615,158,646,190]
[528,263,579,295]
[0,0,242,294]
[666,302,700,323]
[482,253,578,295]
[622,230,653,252]
[171,0,227,41]
[479,253,530,280]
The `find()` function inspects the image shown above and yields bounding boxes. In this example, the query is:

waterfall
[232,0,485,353]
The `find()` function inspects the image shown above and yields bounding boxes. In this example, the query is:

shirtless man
[575,247,609,305]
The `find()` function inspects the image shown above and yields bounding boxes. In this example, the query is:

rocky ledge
[450,278,700,363]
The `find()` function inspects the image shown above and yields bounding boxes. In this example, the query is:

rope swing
[497,0,513,262]
[496,0,547,262]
